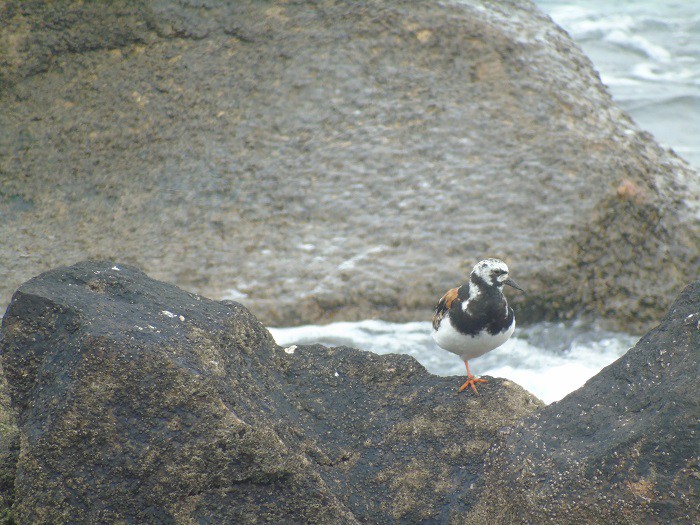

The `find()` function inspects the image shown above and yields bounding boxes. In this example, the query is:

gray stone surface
[1,0,698,332]
[0,261,540,523]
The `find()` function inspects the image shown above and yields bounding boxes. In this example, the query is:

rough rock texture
[0,261,541,524]
[0,1,150,90]
[1,262,698,523]
[470,281,700,524]
[0,365,17,525]
[1,0,698,332]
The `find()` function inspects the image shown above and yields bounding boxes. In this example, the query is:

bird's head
[471,258,525,292]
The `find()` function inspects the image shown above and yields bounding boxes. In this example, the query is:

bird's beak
[504,278,525,293]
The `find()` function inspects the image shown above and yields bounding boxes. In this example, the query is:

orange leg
[458,361,488,394]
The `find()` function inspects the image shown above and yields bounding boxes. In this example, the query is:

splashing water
[268,320,639,404]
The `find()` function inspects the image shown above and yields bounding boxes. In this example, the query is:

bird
[432,258,524,394]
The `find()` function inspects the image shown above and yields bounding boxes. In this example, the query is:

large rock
[1,261,698,523]
[470,281,700,524]
[0,0,697,332]
[0,261,541,523]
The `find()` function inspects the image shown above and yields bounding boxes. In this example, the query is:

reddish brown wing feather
[432,287,460,330]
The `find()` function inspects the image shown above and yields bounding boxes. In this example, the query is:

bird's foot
[458,375,488,394]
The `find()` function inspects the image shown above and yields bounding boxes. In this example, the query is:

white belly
[431,318,515,361]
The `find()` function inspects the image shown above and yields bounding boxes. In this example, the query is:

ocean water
[535,0,700,169]
[269,321,639,404]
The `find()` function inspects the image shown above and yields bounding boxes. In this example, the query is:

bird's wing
[432,287,460,330]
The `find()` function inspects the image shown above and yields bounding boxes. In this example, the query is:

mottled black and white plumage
[432,258,524,394]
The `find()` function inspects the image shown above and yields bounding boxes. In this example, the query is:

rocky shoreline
[0,260,697,523]
[1,0,698,333]
[1,1,698,519]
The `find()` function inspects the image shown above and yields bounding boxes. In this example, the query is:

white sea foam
[562,13,635,39]
[221,288,249,301]
[631,63,696,83]
[604,30,671,62]
[268,320,638,404]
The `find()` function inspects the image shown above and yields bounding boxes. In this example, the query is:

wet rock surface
[1,0,698,332]
[0,261,541,523]
[470,281,700,524]
[1,261,698,523]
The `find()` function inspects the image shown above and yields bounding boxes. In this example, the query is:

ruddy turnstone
[432,258,524,394]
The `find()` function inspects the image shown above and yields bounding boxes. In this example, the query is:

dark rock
[0,261,541,523]
[0,1,150,90]
[470,281,700,524]
[1,0,698,332]
[0,363,18,525]
[2,262,698,523]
